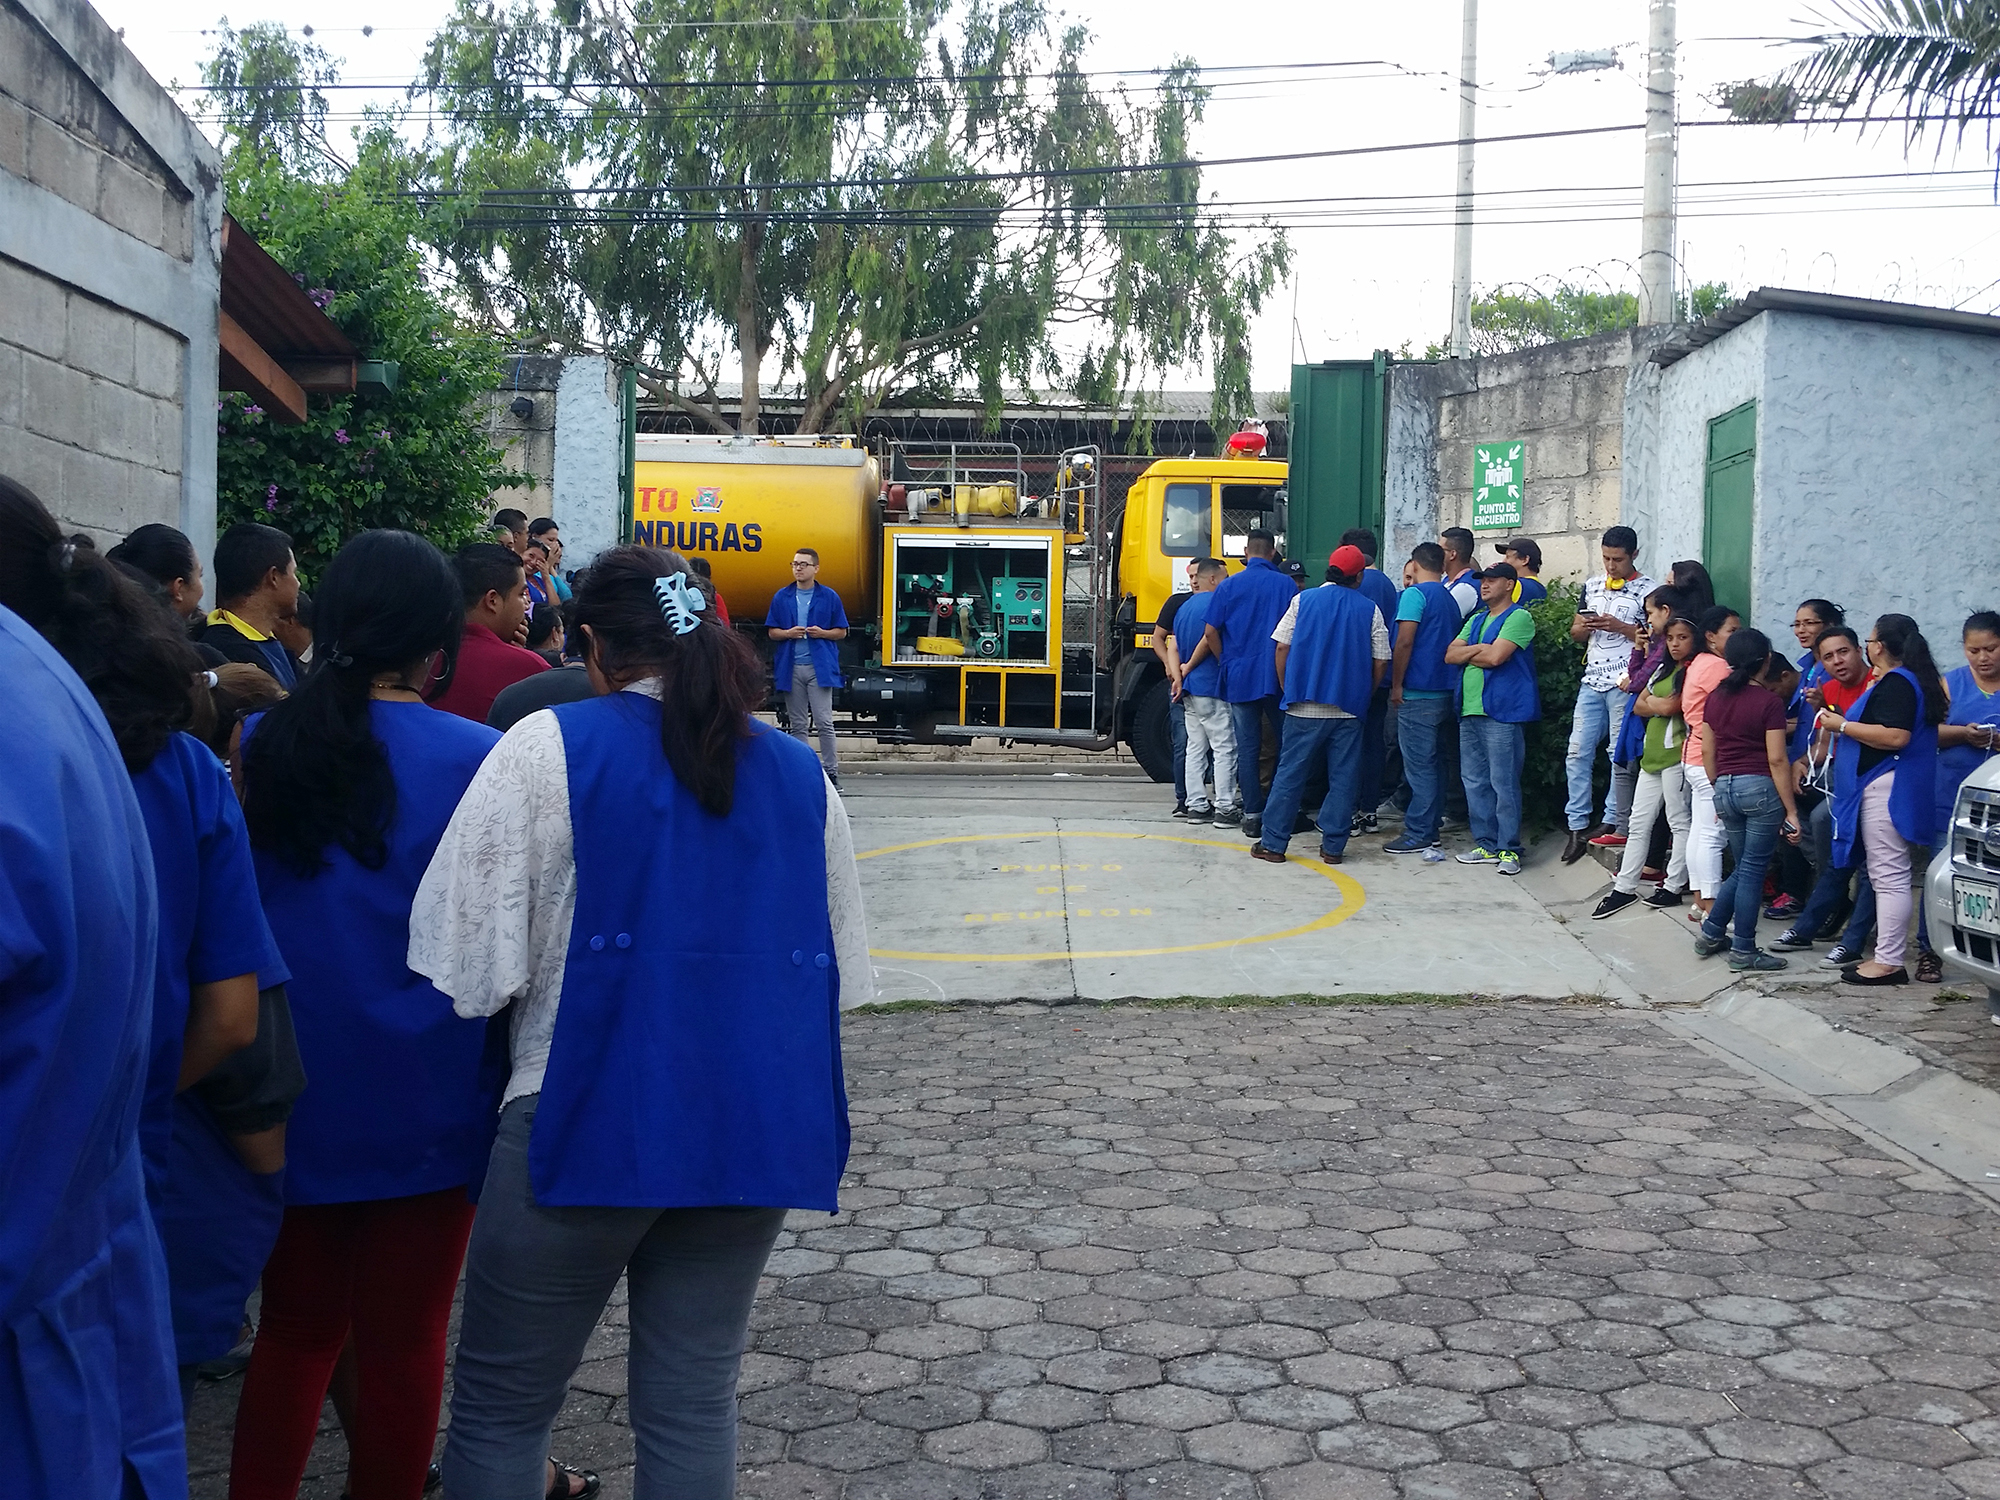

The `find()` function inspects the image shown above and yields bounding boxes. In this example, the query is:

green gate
[1287,354,1387,569]
[1704,401,1756,620]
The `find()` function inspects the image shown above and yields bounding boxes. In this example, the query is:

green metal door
[1704,401,1755,620]
[1287,354,1387,570]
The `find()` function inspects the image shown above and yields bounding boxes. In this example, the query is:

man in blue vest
[767,548,849,784]
[1169,559,1238,824]
[1199,530,1299,840]
[1446,562,1541,876]
[1250,545,1392,865]
[1384,543,1465,854]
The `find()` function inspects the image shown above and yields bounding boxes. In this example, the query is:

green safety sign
[1472,441,1525,531]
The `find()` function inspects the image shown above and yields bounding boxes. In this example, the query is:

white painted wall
[1621,313,1766,605]
[551,355,623,568]
[1755,312,2000,666]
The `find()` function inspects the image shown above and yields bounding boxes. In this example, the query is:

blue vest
[0,608,183,1498]
[535,694,850,1209]
[767,584,848,688]
[1173,590,1221,698]
[1467,604,1541,724]
[1357,569,1401,644]
[155,1097,284,1365]
[1787,652,1828,763]
[1402,581,1463,696]
[1281,586,1379,716]
[1937,663,2000,834]
[1208,556,1297,703]
[1831,666,1939,864]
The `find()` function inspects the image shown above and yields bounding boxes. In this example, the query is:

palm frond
[1773,0,2000,146]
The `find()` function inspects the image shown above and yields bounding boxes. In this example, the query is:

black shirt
[1857,672,1917,776]
[487,662,596,731]
[1155,590,1190,651]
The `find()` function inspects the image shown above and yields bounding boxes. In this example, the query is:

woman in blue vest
[0,482,290,1414]
[1819,614,1946,986]
[232,530,505,1500]
[0,484,185,1498]
[1936,611,2000,844]
[413,544,870,1499]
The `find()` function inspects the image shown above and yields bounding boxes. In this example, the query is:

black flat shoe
[1643,888,1683,908]
[549,1461,600,1500]
[1841,965,1908,987]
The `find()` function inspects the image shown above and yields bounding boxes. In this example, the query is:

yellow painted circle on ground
[856,830,1366,962]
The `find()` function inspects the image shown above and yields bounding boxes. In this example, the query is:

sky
[89,0,2000,395]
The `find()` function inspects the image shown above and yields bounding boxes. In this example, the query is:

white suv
[1928,755,2000,1005]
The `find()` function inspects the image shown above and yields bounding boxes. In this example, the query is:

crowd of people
[0,477,867,1500]
[1158,524,1999,982]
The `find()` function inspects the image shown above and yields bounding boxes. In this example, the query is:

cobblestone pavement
[1783,980,2000,1093]
[188,1000,2000,1499]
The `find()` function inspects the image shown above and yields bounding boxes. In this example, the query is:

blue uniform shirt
[0,606,184,1497]
[768,584,849,688]
[254,701,504,1204]
[1205,556,1297,703]
[1173,591,1222,698]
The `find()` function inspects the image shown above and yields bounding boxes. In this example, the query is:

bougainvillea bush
[215,130,520,580]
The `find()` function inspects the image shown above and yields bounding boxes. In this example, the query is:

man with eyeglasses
[767,549,850,785]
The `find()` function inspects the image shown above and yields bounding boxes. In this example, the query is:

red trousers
[229,1188,476,1500]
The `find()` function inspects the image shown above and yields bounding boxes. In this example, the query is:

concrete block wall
[481,353,562,521]
[0,0,221,555]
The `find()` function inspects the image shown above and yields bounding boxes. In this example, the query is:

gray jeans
[442,1098,786,1500]
[787,661,837,771]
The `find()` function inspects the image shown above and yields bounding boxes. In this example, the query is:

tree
[1720,1,2000,143]
[196,33,522,577]
[195,19,346,174]
[415,0,1289,435]
[1421,281,1736,358]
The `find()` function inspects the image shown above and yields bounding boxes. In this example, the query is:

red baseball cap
[1328,544,1367,577]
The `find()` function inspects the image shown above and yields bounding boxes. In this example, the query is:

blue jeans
[1230,696,1286,815]
[1398,696,1451,846]
[1566,685,1631,832]
[1169,695,1187,805]
[1358,685,1391,814]
[1702,773,1786,955]
[1460,716,1526,856]
[1260,715,1363,857]
[444,1098,787,1499]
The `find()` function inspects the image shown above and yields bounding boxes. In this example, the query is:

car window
[1161,483,1211,558]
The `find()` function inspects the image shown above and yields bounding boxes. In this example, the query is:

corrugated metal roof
[1650,286,2000,367]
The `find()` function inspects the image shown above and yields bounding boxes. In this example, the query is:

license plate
[1956,878,2000,937]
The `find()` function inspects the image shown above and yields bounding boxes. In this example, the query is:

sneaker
[1592,890,1640,920]
[1814,905,1853,943]
[1211,807,1243,827]
[1240,814,1262,840]
[1693,931,1730,958]
[1772,928,1815,951]
[1729,948,1790,972]
[1643,888,1683,909]
[1186,804,1214,823]
[1822,943,1863,967]
[1169,803,1193,819]
[1455,846,1500,865]
[1350,811,1379,835]
[1588,831,1628,848]
[1496,852,1521,876]
[1763,893,1802,920]
[1382,834,1433,854]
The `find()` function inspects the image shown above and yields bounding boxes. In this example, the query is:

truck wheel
[1129,679,1173,783]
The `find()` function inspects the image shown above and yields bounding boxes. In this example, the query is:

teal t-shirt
[1395,587,1451,700]
[1456,607,1536,717]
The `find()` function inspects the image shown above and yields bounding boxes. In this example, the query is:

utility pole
[1448,0,1478,357]
[1638,0,1677,325]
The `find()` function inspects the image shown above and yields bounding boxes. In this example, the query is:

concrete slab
[1566,902,1745,1009]
[842,775,1631,1005]
[1842,1070,2000,1188]
[1671,990,1925,1096]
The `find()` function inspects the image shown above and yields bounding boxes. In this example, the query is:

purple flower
[244,404,264,416]
[334,429,350,445]
[308,288,333,309]
[377,428,392,439]
[293,272,306,286]
[264,496,277,512]
[266,484,278,499]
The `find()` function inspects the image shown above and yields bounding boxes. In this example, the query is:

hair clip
[653,573,708,636]
[202,669,220,688]
[324,647,356,669]
[57,541,77,573]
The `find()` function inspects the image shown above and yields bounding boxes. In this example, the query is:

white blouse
[409,686,874,1104]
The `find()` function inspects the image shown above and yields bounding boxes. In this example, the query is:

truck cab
[1110,450,1289,781]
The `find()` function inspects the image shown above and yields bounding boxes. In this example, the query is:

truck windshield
[1220,485,1285,558]
[1161,482,1211,557]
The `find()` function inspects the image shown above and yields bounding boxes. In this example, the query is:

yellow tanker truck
[629,431,1288,779]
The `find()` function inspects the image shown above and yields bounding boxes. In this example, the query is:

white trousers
[1182,694,1238,813]
[1685,762,1724,898]
[1615,762,1690,895]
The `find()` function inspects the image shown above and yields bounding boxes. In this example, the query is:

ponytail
[1874,613,1948,727]
[243,531,462,875]
[571,545,765,817]
[1715,627,1772,697]
[0,476,201,771]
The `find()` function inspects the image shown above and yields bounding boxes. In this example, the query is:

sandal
[1916,950,1944,984]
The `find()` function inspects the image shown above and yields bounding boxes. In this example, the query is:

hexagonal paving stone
[1183,1420,1310,1471]
[862,1387,985,1432]
[1359,1386,1486,1433]
[1165,1352,1281,1394]
[988,1384,1106,1431]
[809,1351,920,1394]
[1402,1349,1526,1393]
[1110,1383,1234,1432]
[1575,1420,1712,1467]
[921,1419,1049,1470]
[1288,1351,1400,1394]
[1049,1420,1183,1471]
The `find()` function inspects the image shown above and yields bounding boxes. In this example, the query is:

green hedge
[1523,579,1599,836]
